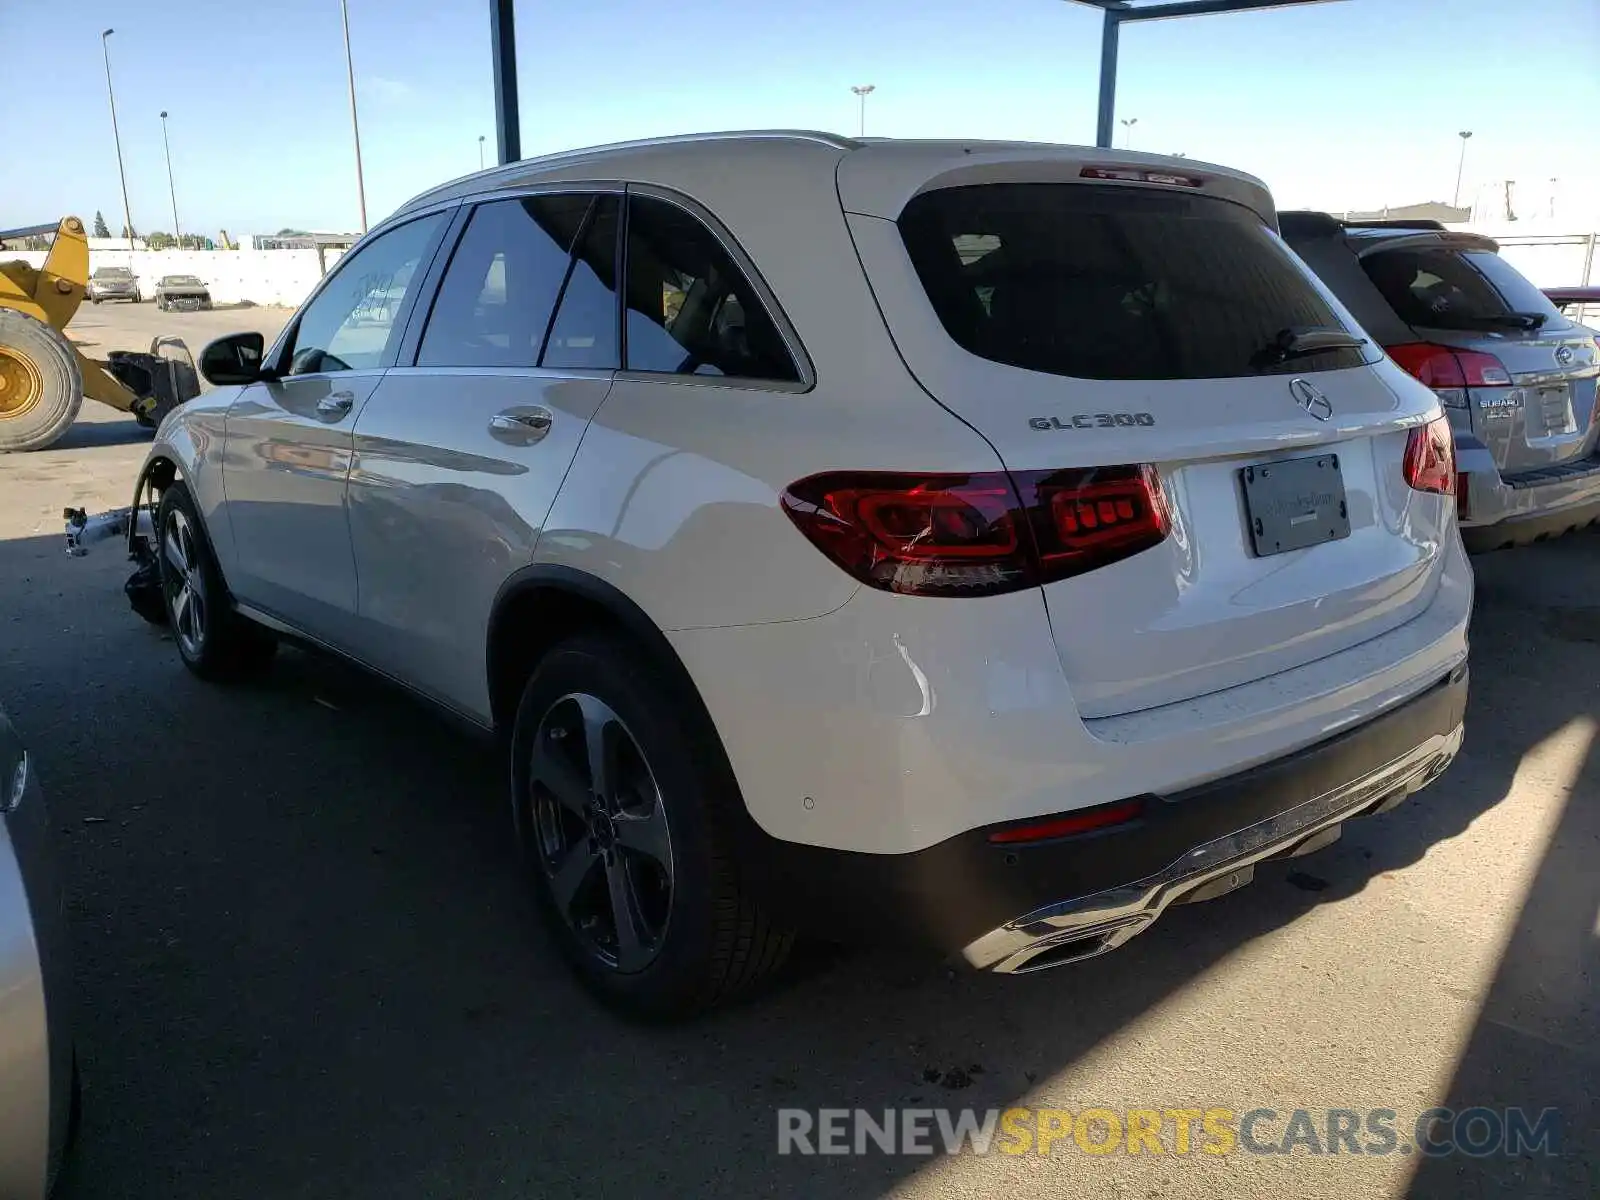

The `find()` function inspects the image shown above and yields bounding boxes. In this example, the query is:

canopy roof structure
[1069,1,1343,147]
[484,0,1343,165]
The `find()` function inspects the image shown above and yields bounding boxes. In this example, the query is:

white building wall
[1,247,331,308]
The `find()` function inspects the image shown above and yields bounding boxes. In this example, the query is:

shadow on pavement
[1398,542,1600,1200]
[46,418,152,452]
[0,527,1590,1199]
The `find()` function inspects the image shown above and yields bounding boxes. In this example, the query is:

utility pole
[340,0,369,232]
[1453,130,1473,208]
[101,29,136,253]
[479,135,486,171]
[159,111,181,245]
[851,84,876,138]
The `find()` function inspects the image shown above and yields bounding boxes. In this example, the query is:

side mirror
[198,332,268,387]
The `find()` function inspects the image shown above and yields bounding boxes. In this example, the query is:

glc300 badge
[1029,412,1156,430]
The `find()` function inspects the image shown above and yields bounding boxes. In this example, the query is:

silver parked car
[86,267,141,304]
[1283,213,1600,551]
[0,705,74,1196]
[154,275,212,312]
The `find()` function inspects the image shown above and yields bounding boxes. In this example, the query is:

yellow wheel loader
[0,216,198,452]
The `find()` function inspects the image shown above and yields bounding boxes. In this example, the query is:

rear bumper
[733,664,1467,963]
[1458,442,1600,552]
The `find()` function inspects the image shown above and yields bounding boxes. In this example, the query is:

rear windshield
[897,183,1370,380]
[1360,245,1566,332]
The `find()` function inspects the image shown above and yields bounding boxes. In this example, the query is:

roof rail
[397,130,860,216]
[1342,218,1448,232]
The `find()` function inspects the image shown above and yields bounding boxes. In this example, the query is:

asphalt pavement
[0,303,1594,1199]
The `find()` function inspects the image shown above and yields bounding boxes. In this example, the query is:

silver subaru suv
[1283,213,1600,551]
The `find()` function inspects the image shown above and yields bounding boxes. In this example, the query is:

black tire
[155,481,276,681]
[509,634,793,1019]
[0,309,83,452]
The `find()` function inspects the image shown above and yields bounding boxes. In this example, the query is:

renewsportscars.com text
[777,1106,1561,1159]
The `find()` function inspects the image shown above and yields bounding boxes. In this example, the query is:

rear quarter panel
[532,142,1005,631]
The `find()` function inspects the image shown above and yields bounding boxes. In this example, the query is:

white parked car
[126,133,1472,1016]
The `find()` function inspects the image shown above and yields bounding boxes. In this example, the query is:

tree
[274,227,311,237]
[119,224,138,240]
[93,211,111,238]
[145,231,173,251]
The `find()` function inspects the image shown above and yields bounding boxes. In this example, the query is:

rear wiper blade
[1465,311,1547,331]
[1252,326,1368,368]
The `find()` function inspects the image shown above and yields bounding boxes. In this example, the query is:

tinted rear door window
[418,194,592,368]
[1360,245,1567,332]
[541,196,621,371]
[898,184,1369,380]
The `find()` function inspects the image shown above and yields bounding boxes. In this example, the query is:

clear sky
[2,0,1596,237]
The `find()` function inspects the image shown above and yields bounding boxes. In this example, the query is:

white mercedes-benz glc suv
[123,132,1471,1016]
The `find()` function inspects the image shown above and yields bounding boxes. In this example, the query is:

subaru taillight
[780,466,1170,597]
[1387,342,1512,409]
[1403,417,1456,496]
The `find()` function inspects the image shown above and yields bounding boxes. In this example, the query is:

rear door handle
[488,407,553,445]
[316,390,355,419]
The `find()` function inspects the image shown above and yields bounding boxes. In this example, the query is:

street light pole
[1454,130,1473,209]
[340,0,369,232]
[478,135,486,171]
[1120,116,1138,149]
[159,110,181,245]
[101,29,136,253]
[851,84,876,138]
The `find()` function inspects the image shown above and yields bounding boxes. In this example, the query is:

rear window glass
[1360,245,1566,332]
[898,184,1369,381]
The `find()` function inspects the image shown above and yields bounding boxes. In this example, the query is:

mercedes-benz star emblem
[1289,378,1334,421]
[1555,345,1574,367]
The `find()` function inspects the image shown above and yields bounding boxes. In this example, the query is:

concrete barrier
[0,246,340,308]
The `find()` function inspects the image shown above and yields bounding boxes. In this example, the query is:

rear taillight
[780,465,1170,597]
[1403,417,1456,497]
[1387,342,1512,408]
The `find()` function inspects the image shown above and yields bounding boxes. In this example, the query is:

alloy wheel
[162,508,207,657]
[527,693,674,972]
